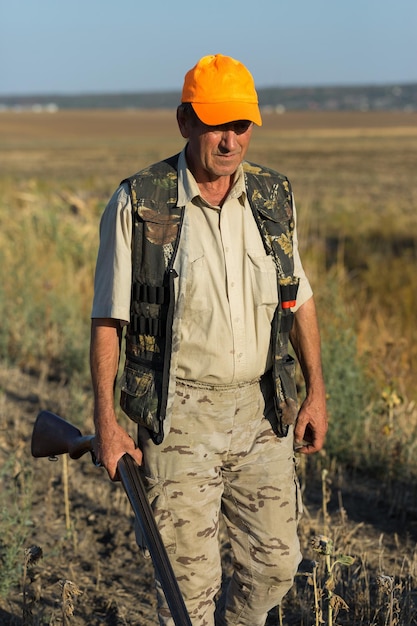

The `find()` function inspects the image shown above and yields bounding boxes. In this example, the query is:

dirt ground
[1,365,417,626]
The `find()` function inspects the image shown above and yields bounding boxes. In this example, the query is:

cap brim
[191,102,262,127]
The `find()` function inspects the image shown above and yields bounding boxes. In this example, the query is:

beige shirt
[92,148,313,384]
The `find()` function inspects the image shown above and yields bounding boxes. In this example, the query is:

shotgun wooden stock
[31,410,192,626]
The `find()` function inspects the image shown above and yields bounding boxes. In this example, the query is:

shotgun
[31,410,192,626]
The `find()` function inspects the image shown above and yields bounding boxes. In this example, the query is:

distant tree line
[1,82,416,112]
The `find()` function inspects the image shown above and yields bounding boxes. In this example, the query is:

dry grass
[2,110,416,244]
[1,107,416,392]
[1,108,416,399]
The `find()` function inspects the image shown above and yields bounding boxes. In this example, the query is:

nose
[219,129,238,152]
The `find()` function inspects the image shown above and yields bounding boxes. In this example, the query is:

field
[1,109,417,625]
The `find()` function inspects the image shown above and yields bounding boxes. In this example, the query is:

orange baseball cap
[181,54,262,127]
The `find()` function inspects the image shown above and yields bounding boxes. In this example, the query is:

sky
[1,0,416,96]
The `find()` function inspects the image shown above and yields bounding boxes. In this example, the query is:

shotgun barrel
[31,410,192,626]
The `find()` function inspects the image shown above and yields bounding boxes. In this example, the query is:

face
[177,110,253,183]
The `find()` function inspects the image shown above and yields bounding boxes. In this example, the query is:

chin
[212,160,240,176]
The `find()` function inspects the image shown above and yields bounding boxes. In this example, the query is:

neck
[197,177,233,207]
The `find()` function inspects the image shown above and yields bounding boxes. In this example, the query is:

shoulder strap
[123,154,182,284]
[243,161,295,279]
[244,161,299,337]
[124,153,180,213]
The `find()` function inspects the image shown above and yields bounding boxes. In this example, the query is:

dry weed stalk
[321,468,331,535]
[311,534,354,626]
[22,545,43,625]
[59,579,82,625]
[62,453,71,532]
[376,574,401,626]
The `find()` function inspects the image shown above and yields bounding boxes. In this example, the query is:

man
[90,54,327,626]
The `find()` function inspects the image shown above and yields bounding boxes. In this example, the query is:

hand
[94,418,143,481]
[293,393,328,455]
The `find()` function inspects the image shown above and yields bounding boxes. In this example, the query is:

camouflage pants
[137,373,302,626]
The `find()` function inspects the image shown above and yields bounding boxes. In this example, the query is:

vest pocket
[120,363,161,435]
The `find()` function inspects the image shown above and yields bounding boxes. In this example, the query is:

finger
[108,465,121,482]
[297,433,326,454]
[294,438,311,451]
[128,449,143,467]
[297,444,319,455]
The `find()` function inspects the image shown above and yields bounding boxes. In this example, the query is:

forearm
[290,297,325,397]
[90,318,144,477]
[90,317,121,428]
[290,297,328,453]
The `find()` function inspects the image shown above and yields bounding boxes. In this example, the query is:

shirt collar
[177,147,247,207]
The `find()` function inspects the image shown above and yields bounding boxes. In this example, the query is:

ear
[176,106,190,139]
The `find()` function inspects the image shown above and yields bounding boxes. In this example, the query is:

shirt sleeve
[91,183,132,323]
[291,195,313,312]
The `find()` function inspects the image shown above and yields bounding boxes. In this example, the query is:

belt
[175,370,271,392]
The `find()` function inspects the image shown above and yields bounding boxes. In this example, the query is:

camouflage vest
[120,153,299,444]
